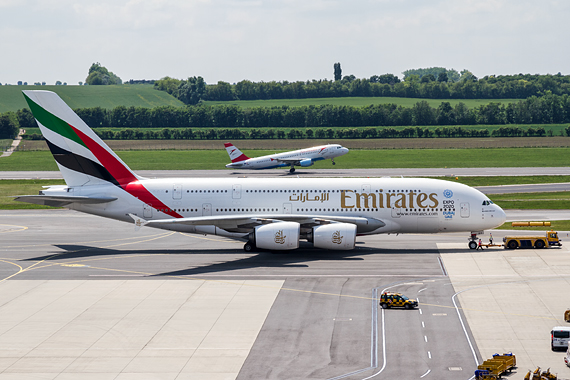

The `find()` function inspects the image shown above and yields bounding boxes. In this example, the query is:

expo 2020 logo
[443,189,453,198]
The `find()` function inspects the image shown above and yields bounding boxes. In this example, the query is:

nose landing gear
[468,231,483,249]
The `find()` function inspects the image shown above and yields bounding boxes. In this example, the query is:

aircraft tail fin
[22,90,140,187]
[224,142,249,163]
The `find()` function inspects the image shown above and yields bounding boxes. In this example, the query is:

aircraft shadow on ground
[20,244,439,276]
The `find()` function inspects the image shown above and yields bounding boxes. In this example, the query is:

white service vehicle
[551,326,570,351]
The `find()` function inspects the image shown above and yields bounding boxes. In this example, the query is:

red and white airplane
[16,90,506,252]
[224,142,349,173]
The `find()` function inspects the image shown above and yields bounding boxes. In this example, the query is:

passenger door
[143,203,153,218]
[460,202,470,218]
[173,184,182,200]
[232,184,241,199]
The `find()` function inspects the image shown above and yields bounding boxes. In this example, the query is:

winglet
[128,213,149,231]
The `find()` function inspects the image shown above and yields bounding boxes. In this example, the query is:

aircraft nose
[495,204,507,225]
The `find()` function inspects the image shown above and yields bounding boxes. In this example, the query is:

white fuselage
[57,177,506,237]
[226,144,349,169]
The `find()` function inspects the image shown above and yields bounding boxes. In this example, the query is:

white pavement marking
[0,279,283,379]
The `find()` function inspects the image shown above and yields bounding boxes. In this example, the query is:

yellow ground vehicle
[503,231,562,249]
[475,353,516,379]
[379,292,418,309]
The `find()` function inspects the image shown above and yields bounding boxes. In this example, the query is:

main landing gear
[289,164,296,174]
[243,241,256,252]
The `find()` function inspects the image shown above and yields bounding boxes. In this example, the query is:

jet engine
[299,159,314,167]
[250,222,300,250]
[308,223,357,250]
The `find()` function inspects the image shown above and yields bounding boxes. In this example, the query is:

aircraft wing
[128,213,385,234]
[273,157,312,165]
[14,195,118,207]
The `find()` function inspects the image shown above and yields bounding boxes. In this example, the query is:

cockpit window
[482,200,494,205]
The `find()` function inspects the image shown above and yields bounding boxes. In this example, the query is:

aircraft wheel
[289,168,295,173]
[244,242,255,252]
[332,161,336,165]
[507,240,518,250]
[468,241,477,250]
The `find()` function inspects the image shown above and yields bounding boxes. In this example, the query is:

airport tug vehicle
[379,292,418,309]
[503,230,562,249]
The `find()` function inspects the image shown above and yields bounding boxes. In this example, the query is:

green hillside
[202,96,520,109]
[0,85,184,113]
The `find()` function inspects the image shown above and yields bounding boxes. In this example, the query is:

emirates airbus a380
[224,142,349,173]
[16,90,506,252]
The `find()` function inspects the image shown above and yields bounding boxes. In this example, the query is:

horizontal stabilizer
[128,213,150,231]
[14,195,117,207]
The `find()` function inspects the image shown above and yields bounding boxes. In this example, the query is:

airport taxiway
[1,210,570,379]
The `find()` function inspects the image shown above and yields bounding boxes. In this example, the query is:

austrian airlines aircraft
[225,142,349,173]
[17,90,506,252]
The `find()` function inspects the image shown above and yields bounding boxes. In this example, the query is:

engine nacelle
[310,223,356,250]
[253,222,300,250]
[299,159,314,167]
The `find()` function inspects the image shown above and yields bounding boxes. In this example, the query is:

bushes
[82,126,511,140]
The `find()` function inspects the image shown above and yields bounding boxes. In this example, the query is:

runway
[2,210,570,379]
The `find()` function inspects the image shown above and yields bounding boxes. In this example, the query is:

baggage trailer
[475,353,516,379]
[503,231,562,250]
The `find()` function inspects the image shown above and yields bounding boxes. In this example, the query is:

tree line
[11,93,570,133]
[156,73,570,104]
[22,125,565,142]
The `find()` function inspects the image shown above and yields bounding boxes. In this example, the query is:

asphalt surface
[1,210,481,379]
[3,209,567,379]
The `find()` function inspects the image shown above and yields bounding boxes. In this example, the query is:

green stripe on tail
[23,93,86,148]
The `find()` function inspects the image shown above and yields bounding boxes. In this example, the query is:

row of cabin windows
[173,189,426,194]
[185,190,228,193]
[156,207,447,214]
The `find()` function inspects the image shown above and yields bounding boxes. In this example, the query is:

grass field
[441,175,570,187]
[14,137,570,152]
[202,96,521,109]
[0,85,184,113]
[3,147,570,171]
[489,191,570,210]
[0,85,525,114]
[0,179,66,209]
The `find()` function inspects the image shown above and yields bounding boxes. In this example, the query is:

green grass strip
[0,179,66,209]
[3,147,570,171]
